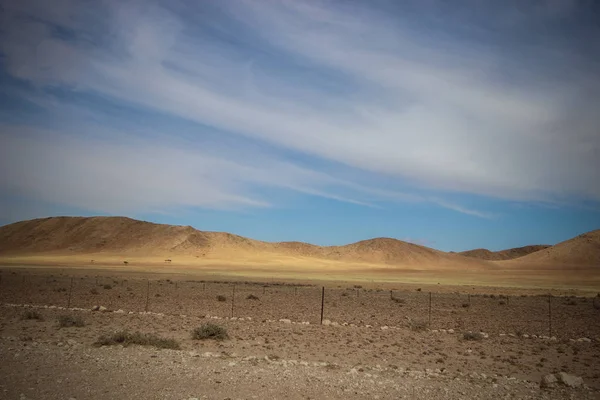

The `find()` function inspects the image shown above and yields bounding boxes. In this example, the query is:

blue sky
[0,0,599,252]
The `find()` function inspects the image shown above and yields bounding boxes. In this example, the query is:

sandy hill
[0,216,266,255]
[459,245,550,261]
[506,230,600,266]
[0,216,489,269]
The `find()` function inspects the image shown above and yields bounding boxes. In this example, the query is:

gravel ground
[1,268,599,399]
[1,304,599,400]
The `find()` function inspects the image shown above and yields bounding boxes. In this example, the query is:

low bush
[192,323,228,341]
[95,330,180,349]
[216,295,227,302]
[391,297,405,304]
[409,319,428,332]
[21,310,43,321]
[463,331,484,341]
[103,284,112,290]
[246,294,260,300]
[57,315,85,328]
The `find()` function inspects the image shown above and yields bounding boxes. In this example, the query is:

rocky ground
[1,303,599,400]
[0,268,599,399]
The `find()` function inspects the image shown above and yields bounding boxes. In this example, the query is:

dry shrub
[95,330,180,349]
[57,315,85,328]
[192,323,228,341]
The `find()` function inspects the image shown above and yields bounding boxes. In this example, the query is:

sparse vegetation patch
[21,310,43,321]
[408,319,428,332]
[57,314,85,328]
[192,323,229,341]
[463,331,484,341]
[95,330,180,350]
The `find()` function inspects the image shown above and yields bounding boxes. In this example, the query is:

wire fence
[1,270,599,340]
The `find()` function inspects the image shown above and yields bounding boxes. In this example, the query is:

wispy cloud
[0,0,598,222]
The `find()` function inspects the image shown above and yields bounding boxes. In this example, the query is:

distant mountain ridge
[0,216,485,268]
[459,245,550,261]
[0,216,598,268]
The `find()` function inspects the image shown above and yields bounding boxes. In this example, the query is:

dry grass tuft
[463,331,484,341]
[57,314,85,328]
[192,323,229,341]
[95,330,180,349]
[21,310,43,321]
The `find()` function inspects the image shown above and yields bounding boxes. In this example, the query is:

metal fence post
[428,292,432,326]
[145,279,150,312]
[320,287,325,324]
[231,284,235,318]
[548,294,552,337]
[67,277,74,308]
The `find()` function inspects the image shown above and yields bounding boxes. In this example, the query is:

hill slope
[507,230,600,266]
[459,245,550,261]
[0,216,488,269]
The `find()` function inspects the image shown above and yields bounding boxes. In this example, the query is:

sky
[0,0,599,252]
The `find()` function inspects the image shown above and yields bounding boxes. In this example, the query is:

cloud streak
[0,0,598,222]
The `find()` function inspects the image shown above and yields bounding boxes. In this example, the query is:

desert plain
[0,216,599,399]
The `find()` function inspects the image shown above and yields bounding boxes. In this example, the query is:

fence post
[231,284,235,318]
[428,292,432,326]
[320,287,325,324]
[203,282,206,291]
[468,293,471,306]
[263,286,266,295]
[145,279,150,312]
[295,287,297,296]
[390,290,393,300]
[357,289,359,298]
[67,277,74,308]
[548,294,552,337]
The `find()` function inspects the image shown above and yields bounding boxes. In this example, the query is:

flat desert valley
[1,216,599,399]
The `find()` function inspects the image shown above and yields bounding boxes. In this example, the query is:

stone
[557,372,583,388]
[540,374,557,389]
[279,318,292,324]
[114,309,124,314]
[322,319,331,326]
[91,306,100,311]
[99,306,107,312]
[448,329,455,334]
